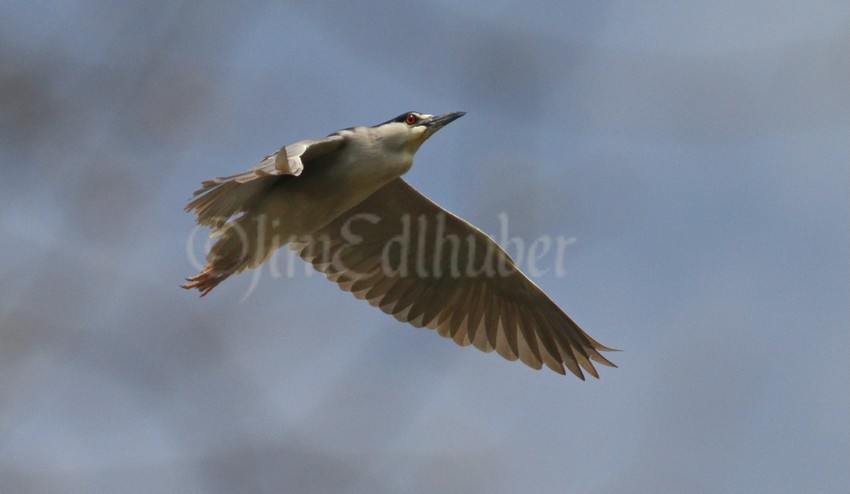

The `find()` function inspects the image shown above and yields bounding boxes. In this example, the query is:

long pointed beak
[421,111,466,130]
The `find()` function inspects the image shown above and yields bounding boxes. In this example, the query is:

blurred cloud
[1,1,848,493]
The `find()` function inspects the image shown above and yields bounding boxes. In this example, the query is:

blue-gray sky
[1,1,848,492]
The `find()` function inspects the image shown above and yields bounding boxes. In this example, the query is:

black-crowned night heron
[183,111,617,378]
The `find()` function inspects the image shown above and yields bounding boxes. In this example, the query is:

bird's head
[372,111,465,154]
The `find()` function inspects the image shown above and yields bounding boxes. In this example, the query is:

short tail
[185,173,278,229]
[183,168,285,295]
[183,209,287,296]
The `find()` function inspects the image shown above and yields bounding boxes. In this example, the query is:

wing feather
[292,178,616,377]
[185,134,345,230]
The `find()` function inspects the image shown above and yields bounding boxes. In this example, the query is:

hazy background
[1,1,848,492]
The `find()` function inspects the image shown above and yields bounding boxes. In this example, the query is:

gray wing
[292,178,617,378]
[186,134,345,228]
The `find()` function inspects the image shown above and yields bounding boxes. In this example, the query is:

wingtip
[571,369,587,381]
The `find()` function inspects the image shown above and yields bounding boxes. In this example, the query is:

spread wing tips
[287,178,617,379]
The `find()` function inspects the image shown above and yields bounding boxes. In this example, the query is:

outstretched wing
[186,134,346,229]
[292,178,617,378]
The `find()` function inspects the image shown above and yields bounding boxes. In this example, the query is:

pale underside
[185,133,617,378]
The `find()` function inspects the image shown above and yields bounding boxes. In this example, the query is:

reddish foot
[182,264,225,296]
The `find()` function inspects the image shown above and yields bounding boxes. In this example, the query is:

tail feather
[183,169,287,295]
[186,176,279,229]
[183,211,287,296]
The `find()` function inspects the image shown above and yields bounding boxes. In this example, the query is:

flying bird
[183,111,617,378]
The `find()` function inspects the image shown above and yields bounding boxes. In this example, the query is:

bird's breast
[331,145,413,190]
[269,146,413,237]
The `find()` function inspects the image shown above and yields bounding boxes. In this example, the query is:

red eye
[405,113,418,125]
